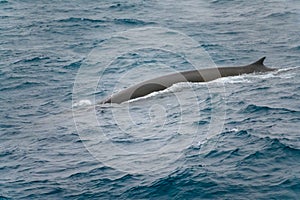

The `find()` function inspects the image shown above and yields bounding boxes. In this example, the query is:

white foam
[272,66,299,79]
[210,75,251,84]
[275,66,299,73]
[73,99,92,107]
[231,128,239,132]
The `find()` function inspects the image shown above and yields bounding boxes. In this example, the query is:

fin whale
[100,57,275,104]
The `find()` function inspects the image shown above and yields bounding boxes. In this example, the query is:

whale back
[100,57,275,104]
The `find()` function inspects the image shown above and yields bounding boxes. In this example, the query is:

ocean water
[1,0,300,199]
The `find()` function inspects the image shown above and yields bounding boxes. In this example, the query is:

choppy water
[1,0,300,199]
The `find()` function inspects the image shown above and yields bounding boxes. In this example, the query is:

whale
[100,57,275,104]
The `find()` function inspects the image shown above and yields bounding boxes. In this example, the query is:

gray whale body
[100,57,275,104]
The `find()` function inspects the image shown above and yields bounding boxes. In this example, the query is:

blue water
[1,0,300,199]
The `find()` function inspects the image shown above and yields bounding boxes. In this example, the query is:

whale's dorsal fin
[250,57,266,66]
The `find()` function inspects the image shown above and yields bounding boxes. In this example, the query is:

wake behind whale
[100,57,275,104]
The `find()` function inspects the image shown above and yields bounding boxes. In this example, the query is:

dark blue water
[1,0,300,199]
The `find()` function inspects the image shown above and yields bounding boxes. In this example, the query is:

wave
[62,60,82,69]
[109,3,137,10]
[113,18,155,26]
[56,17,155,26]
[0,81,47,92]
[264,11,295,19]
[239,136,300,163]
[241,104,299,114]
[57,17,106,23]
[13,56,50,64]
[201,128,300,157]
[0,195,11,200]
